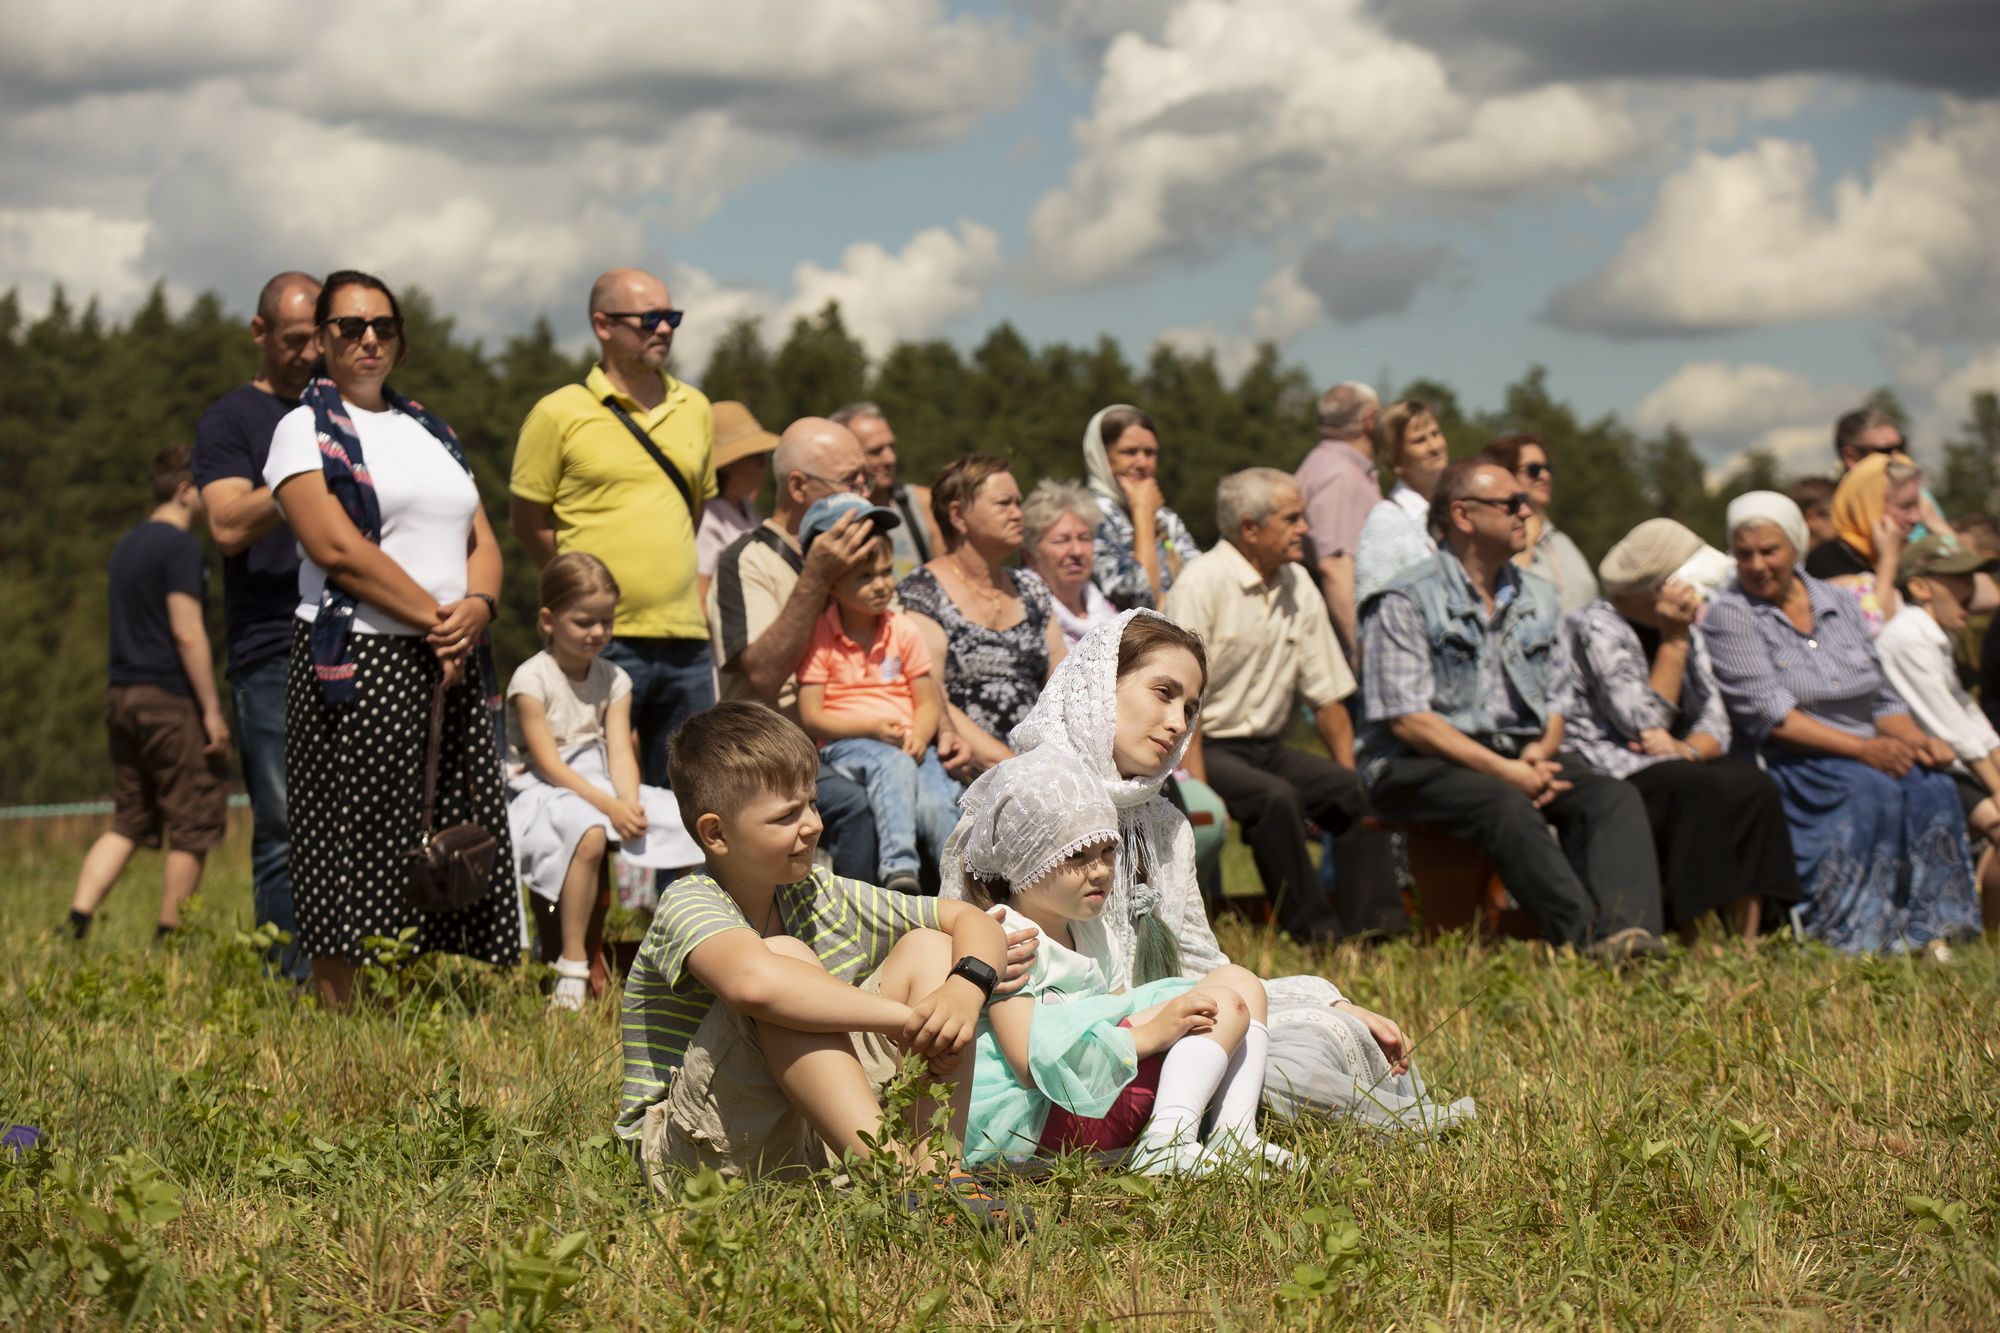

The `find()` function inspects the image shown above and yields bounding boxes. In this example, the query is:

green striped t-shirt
[614,864,940,1139]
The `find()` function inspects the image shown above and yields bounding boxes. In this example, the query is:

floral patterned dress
[896,566,1054,745]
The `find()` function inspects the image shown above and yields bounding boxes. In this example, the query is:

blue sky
[3,0,1996,476]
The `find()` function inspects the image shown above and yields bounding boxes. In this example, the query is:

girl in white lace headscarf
[945,609,1475,1131]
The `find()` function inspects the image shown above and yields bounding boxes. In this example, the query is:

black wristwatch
[947,956,998,999]
[470,592,498,622]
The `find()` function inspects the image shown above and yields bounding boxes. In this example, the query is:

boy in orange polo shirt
[795,494,962,893]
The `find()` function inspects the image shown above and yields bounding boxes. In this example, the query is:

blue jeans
[232,652,306,980]
[816,765,879,882]
[601,637,715,787]
[820,739,962,882]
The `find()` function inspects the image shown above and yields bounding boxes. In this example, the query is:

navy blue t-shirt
[191,383,301,675]
[108,521,208,696]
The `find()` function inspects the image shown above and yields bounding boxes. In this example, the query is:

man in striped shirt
[618,702,1022,1226]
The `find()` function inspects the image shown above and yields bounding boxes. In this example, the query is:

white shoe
[549,958,590,1012]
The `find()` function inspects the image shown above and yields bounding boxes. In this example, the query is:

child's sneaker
[549,957,590,1012]
[904,1171,1035,1233]
[884,872,922,895]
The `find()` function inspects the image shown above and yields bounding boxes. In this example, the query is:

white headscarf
[969,609,1194,919]
[1725,490,1808,560]
[1081,404,1133,508]
[953,748,1120,896]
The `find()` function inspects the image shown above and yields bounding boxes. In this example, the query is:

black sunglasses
[322,315,402,341]
[1462,492,1533,517]
[602,308,684,332]
[1850,441,1906,459]
[1522,461,1554,481]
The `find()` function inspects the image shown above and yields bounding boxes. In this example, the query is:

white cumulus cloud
[1548,100,2000,339]
[1025,0,1657,288]
[0,0,1030,336]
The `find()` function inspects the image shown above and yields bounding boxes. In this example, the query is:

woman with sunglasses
[1484,434,1598,614]
[265,270,517,1007]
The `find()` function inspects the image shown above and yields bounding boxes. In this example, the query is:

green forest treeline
[4,283,1997,803]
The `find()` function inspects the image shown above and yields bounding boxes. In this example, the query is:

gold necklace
[951,551,1008,618]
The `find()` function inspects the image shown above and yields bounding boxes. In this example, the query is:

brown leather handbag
[406,675,498,913]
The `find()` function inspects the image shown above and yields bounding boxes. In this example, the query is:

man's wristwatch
[947,956,998,999]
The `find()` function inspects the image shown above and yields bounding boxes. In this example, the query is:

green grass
[3,817,1997,1329]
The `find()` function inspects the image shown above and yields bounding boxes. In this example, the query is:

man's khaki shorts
[639,969,905,1189]
[106,685,228,852]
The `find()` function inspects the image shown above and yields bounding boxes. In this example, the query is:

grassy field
[3,814,1997,1329]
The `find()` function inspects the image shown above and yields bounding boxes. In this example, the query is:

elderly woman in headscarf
[1550,519,1801,938]
[1702,492,1981,955]
[944,609,1475,1130]
[1082,405,1202,611]
[1803,451,1925,634]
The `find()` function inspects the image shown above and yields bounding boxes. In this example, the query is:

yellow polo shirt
[511,365,717,639]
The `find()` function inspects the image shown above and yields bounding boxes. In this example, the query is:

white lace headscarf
[1082,405,1135,509]
[946,607,1197,928]
[954,748,1120,897]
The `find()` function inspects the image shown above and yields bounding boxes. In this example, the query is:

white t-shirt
[505,651,632,779]
[265,402,480,635]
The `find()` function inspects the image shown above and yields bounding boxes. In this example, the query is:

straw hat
[712,401,779,470]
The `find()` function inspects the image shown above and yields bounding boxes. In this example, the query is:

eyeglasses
[802,467,870,494]
[601,308,684,332]
[1461,493,1533,517]
[1849,441,1906,459]
[1522,462,1554,481]
[321,316,402,341]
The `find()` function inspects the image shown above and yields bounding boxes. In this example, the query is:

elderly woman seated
[1551,519,1801,938]
[1702,492,1983,956]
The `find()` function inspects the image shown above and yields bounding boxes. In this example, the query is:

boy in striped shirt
[617,701,1023,1226]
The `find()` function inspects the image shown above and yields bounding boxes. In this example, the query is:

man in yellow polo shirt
[510,267,716,787]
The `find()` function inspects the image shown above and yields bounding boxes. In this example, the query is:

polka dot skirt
[284,624,520,966]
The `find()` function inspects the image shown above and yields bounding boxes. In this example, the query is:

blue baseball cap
[800,492,902,554]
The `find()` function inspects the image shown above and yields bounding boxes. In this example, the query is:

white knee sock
[1132,1036,1231,1174]
[1204,1021,1296,1169]
[1209,1019,1268,1142]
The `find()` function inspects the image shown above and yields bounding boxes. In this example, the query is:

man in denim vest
[1357,458,1666,961]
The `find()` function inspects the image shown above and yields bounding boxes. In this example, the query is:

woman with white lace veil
[944,609,1474,1130]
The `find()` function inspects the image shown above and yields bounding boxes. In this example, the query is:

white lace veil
[942,609,1194,941]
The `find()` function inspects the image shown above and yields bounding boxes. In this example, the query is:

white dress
[944,609,1476,1131]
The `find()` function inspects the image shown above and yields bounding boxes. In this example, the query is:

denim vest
[1358,549,1562,765]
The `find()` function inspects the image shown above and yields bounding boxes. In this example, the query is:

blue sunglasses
[601,308,683,332]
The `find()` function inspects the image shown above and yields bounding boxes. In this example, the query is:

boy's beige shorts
[640,969,905,1189]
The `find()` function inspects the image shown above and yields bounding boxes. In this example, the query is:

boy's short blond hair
[668,702,820,833]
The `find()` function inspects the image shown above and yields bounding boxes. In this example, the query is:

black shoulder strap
[748,522,804,575]
[598,391,696,516]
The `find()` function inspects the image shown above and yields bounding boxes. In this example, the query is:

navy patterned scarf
[303,376,492,708]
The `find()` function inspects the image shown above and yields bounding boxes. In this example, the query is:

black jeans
[1203,737,1403,941]
[1367,750,1664,947]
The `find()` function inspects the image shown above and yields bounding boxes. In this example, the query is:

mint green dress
[964,906,1194,1164]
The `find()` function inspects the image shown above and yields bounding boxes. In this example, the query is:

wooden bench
[1352,818,1540,941]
